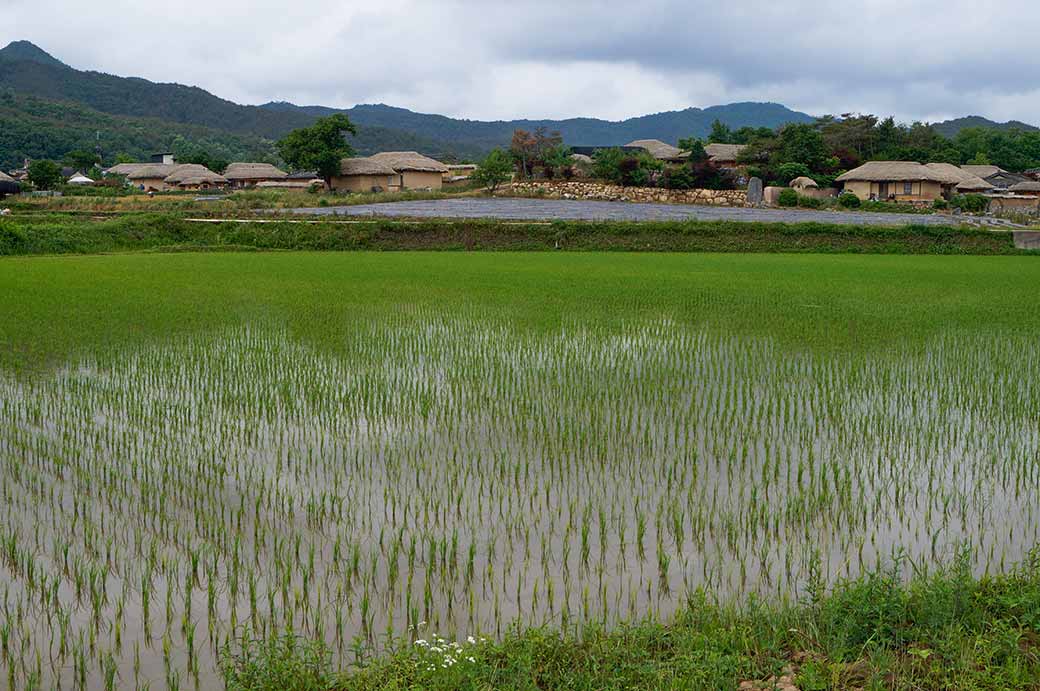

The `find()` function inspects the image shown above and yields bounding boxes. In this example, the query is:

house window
[904,182,914,195]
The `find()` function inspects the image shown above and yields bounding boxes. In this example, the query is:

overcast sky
[3,0,1040,124]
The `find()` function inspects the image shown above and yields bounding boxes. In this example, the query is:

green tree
[64,149,99,173]
[472,149,513,192]
[707,119,734,144]
[776,123,831,172]
[277,114,357,186]
[27,159,63,190]
[678,138,708,162]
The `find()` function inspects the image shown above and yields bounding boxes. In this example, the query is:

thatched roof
[0,170,15,183]
[1010,180,1040,192]
[570,153,593,164]
[626,139,687,161]
[224,162,287,180]
[919,163,992,191]
[340,157,398,176]
[835,161,949,183]
[105,163,150,176]
[127,164,180,180]
[961,164,1005,178]
[163,164,220,185]
[175,174,229,187]
[789,176,818,189]
[705,143,747,162]
[368,151,449,173]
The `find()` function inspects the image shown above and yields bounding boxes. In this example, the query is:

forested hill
[261,101,817,149]
[0,40,815,166]
[3,40,1038,171]
[932,116,1039,138]
[0,43,315,140]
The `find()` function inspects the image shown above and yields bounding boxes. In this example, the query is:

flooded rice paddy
[1,317,1039,689]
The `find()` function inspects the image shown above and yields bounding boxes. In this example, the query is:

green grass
[219,550,1040,690]
[0,212,1028,257]
[2,251,1039,373]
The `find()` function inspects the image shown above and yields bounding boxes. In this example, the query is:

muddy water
[1,323,1038,689]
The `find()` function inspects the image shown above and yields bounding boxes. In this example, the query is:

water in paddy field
[1,319,1039,690]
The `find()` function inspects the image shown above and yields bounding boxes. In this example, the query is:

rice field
[1,252,1039,689]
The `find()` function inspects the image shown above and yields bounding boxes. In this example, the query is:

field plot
[1,252,1039,689]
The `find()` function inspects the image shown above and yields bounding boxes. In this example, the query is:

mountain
[932,116,1039,138]
[0,40,65,68]
[0,41,819,168]
[262,101,816,150]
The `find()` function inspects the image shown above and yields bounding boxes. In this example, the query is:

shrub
[797,195,823,209]
[951,194,988,213]
[662,166,696,190]
[776,162,812,186]
[932,198,949,210]
[838,193,861,208]
[777,188,799,207]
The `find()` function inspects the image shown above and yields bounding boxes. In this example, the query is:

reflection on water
[1,321,1038,689]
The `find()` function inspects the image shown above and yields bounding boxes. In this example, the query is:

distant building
[0,170,19,197]
[150,152,176,165]
[625,139,688,163]
[704,143,748,168]
[1009,181,1040,197]
[835,161,950,202]
[982,170,1029,191]
[67,172,95,185]
[331,157,399,193]
[924,163,994,195]
[224,163,288,188]
[127,163,226,191]
[331,152,449,193]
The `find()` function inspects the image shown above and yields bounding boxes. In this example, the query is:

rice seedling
[0,252,1039,688]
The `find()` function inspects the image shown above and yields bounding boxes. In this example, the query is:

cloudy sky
[3,0,1040,124]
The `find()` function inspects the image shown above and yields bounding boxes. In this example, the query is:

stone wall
[505,181,750,207]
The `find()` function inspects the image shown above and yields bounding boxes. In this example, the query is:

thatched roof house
[923,163,994,193]
[0,169,19,196]
[332,156,400,193]
[162,164,228,190]
[1009,180,1040,196]
[105,163,151,177]
[960,164,1005,179]
[789,176,818,190]
[835,161,949,201]
[126,163,226,191]
[704,143,748,167]
[127,164,181,191]
[368,151,450,174]
[224,163,288,187]
[331,152,449,193]
[625,139,687,162]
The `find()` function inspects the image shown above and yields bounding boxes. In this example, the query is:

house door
[877,183,889,199]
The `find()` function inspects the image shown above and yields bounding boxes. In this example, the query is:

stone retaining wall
[505,181,750,207]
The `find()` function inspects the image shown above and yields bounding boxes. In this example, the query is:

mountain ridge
[1,40,1038,169]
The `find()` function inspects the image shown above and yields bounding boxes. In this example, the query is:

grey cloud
[2,0,1039,124]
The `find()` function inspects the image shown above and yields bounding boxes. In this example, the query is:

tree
[707,119,734,144]
[64,149,99,173]
[471,149,513,192]
[277,114,357,186]
[776,123,831,172]
[509,127,562,179]
[28,160,63,190]
[678,138,708,162]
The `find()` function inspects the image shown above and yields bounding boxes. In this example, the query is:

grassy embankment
[225,552,1040,690]
[0,212,1029,256]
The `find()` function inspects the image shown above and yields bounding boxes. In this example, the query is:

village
[4,132,1040,220]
